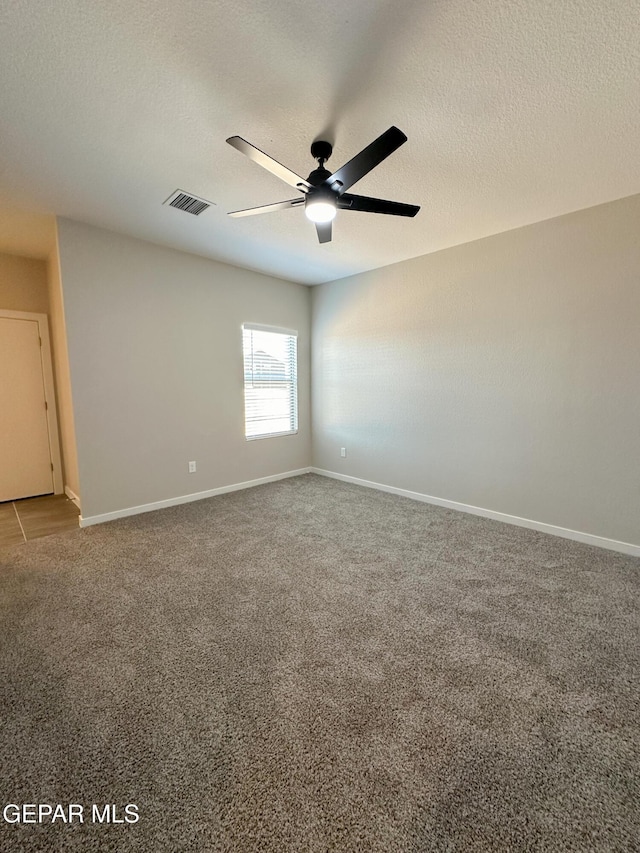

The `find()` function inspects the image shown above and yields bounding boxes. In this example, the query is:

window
[242,324,298,439]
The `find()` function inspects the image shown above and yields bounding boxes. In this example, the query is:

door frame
[0,308,63,495]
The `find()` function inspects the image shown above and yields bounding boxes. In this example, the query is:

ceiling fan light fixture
[305,199,337,223]
[227,126,419,242]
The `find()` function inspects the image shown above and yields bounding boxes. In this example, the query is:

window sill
[245,430,298,441]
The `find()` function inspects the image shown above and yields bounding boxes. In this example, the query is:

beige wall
[0,252,49,314]
[0,210,56,260]
[57,218,311,520]
[47,227,80,499]
[0,248,80,499]
[312,193,640,546]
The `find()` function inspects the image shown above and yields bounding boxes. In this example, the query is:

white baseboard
[310,468,640,557]
[64,486,81,510]
[79,468,311,528]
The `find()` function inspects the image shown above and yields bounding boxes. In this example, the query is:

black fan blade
[315,221,332,243]
[325,126,407,194]
[338,193,420,217]
[227,137,311,192]
[228,198,304,217]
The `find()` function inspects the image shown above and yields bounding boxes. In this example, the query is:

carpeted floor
[1,473,638,852]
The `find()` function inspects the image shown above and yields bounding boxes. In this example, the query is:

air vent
[163,189,215,216]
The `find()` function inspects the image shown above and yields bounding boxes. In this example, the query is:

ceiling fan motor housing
[307,166,332,187]
[305,184,336,213]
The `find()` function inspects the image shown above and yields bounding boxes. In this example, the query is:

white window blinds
[242,325,298,439]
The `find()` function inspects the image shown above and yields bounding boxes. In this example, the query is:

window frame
[242,323,299,441]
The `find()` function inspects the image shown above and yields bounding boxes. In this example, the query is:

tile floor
[0,494,80,546]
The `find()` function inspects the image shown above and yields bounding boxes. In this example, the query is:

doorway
[0,309,63,502]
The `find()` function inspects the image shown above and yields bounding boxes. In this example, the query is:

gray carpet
[1,473,638,852]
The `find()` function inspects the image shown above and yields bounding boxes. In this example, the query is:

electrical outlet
[188,461,196,473]
[340,448,347,458]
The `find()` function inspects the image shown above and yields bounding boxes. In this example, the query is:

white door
[0,316,54,501]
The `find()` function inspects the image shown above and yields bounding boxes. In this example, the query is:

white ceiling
[1,0,639,285]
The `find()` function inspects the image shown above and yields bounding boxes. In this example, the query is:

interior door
[0,316,54,501]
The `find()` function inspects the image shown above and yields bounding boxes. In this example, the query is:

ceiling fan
[226,126,420,243]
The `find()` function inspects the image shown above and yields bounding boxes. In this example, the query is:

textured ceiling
[1,0,639,284]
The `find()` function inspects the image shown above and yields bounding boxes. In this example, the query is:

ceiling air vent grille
[163,189,214,216]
